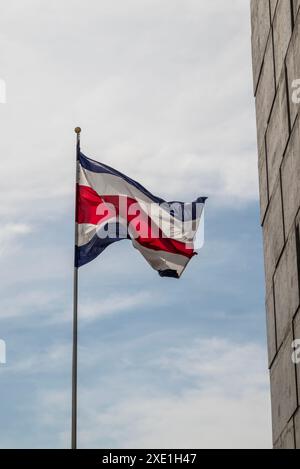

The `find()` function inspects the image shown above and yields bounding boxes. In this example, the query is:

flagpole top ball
[74,127,81,134]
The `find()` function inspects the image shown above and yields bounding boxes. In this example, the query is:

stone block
[266,69,290,196]
[274,419,295,448]
[270,0,278,22]
[286,13,300,127]
[295,407,300,448]
[251,0,271,91]
[273,0,293,85]
[293,309,300,408]
[270,330,298,443]
[281,117,300,237]
[263,179,285,290]
[266,287,277,366]
[274,229,300,346]
[258,140,269,223]
[255,34,276,153]
[294,0,300,20]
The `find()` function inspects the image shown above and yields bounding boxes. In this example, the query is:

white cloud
[82,388,270,449]
[52,290,152,324]
[35,337,271,449]
[7,343,71,374]
[0,0,257,222]
[0,289,61,320]
[0,223,31,239]
[78,339,271,449]
[0,223,32,257]
[78,291,152,322]
[154,338,268,394]
[0,284,151,324]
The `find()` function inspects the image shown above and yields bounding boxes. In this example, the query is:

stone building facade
[251,0,300,448]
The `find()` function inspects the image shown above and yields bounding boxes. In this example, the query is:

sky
[0,0,272,449]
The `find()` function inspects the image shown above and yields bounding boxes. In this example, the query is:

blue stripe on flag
[79,152,207,221]
[76,231,127,268]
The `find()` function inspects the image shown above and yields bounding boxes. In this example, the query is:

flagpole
[72,126,81,450]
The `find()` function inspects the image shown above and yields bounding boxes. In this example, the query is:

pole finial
[74,127,81,134]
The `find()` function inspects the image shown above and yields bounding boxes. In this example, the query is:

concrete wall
[251,0,300,448]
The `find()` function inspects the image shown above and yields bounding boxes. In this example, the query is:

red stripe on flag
[76,185,194,258]
[76,185,113,225]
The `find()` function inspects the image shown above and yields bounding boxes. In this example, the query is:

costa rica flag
[75,152,206,279]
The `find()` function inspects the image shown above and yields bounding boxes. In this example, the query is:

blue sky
[0,0,272,448]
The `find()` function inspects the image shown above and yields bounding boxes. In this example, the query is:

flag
[75,152,206,278]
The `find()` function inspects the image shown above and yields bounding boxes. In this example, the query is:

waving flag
[75,152,206,278]
[71,128,206,448]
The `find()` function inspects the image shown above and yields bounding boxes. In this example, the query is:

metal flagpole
[72,126,81,449]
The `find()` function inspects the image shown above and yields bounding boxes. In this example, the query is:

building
[251,0,300,448]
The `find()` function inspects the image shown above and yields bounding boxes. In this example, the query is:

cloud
[49,291,153,325]
[6,343,71,374]
[77,339,271,449]
[0,223,32,257]
[33,337,271,449]
[0,284,151,325]
[0,0,257,223]
[154,338,268,394]
[78,291,152,322]
[0,223,31,240]
[82,388,270,449]
[0,289,62,320]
